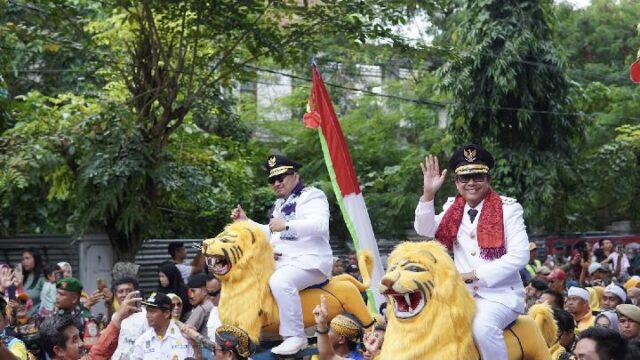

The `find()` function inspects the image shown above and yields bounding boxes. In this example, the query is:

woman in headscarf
[167,293,184,321]
[595,310,620,331]
[57,261,73,278]
[157,261,191,317]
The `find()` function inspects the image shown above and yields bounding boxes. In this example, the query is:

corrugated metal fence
[0,234,405,295]
[0,236,80,274]
[134,239,201,294]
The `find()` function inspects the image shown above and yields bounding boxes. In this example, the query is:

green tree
[1,0,405,259]
[435,0,585,232]
[554,0,640,230]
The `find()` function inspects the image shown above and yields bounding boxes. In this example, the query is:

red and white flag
[303,64,385,308]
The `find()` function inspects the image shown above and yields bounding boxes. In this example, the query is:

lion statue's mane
[378,241,553,360]
[202,221,375,343]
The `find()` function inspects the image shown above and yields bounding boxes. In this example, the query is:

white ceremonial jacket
[252,186,333,278]
[414,196,529,313]
[131,320,194,360]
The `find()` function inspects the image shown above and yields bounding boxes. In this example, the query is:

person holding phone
[231,154,332,356]
[40,290,142,360]
[111,277,148,360]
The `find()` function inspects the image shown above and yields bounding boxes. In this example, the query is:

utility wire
[5,61,640,121]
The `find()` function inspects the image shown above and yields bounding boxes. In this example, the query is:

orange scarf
[434,190,505,260]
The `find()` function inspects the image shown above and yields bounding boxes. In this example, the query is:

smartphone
[133,290,141,309]
[7,285,16,301]
[13,264,22,279]
[97,278,106,291]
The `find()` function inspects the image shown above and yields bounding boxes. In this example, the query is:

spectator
[547,268,567,294]
[629,287,640,307]
[626,339,640,360]
[525,279,548,311]
[57,262,73,279]
[566,287,594,332]
[0,297,29,360]
[167,293,183,321]
[178,323,256,360]
[626,243,640,276]
[313,295,364,360]
[525,242,541,278]
[132,292,195,359]
[40,291,140,360]
[167,242,204,282]
[109,262,141,315]
[157,261,191,318]
[535,266,551,281]
[211,325,256,360]
[19,248,44,317]
[593,239,613,263]
[587,263,611,287]
[39,264,61,317]
[574,327,626,360]
[111,277,149,360]
[6,293,41,356]
[594,311,619,331]
[362,323,385,360]
[551,308,576,356]
[185,273,214,337]
[205,275,222,338]
[332,258,345,276]
[547,244,571,272]
[601,284,627,311]
[616,304,640,341]
[537,289,565,310]
[571,241,590,280]
[54,278,94,341]
[345,253,360,280]
[601,240,630,280]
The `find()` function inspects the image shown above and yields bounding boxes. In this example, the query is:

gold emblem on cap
[268,156,276,168]
[61,281,68,289]
[464,148,477,163]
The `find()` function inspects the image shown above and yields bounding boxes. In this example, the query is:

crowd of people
[0,149,640,360]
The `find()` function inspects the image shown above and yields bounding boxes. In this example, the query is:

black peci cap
[449,144,495,175]
[265,154,302,179]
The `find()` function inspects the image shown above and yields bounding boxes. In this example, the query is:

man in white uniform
[132,292,194,360]
[232,154,332,355]
[414,144,529,360]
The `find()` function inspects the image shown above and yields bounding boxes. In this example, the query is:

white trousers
[269,265,327,337]
[472,297,518,360]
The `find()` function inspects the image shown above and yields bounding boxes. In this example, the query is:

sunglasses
[455,173,489,184]
[268,172,294,185]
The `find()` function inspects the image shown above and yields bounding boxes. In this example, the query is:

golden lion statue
[202,221,375,342]
[378,241,553,360]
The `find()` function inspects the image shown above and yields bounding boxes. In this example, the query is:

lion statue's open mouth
[208,255,231,275]
[387,290,426,319]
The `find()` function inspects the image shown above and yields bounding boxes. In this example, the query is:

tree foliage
[0,0,406,259]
